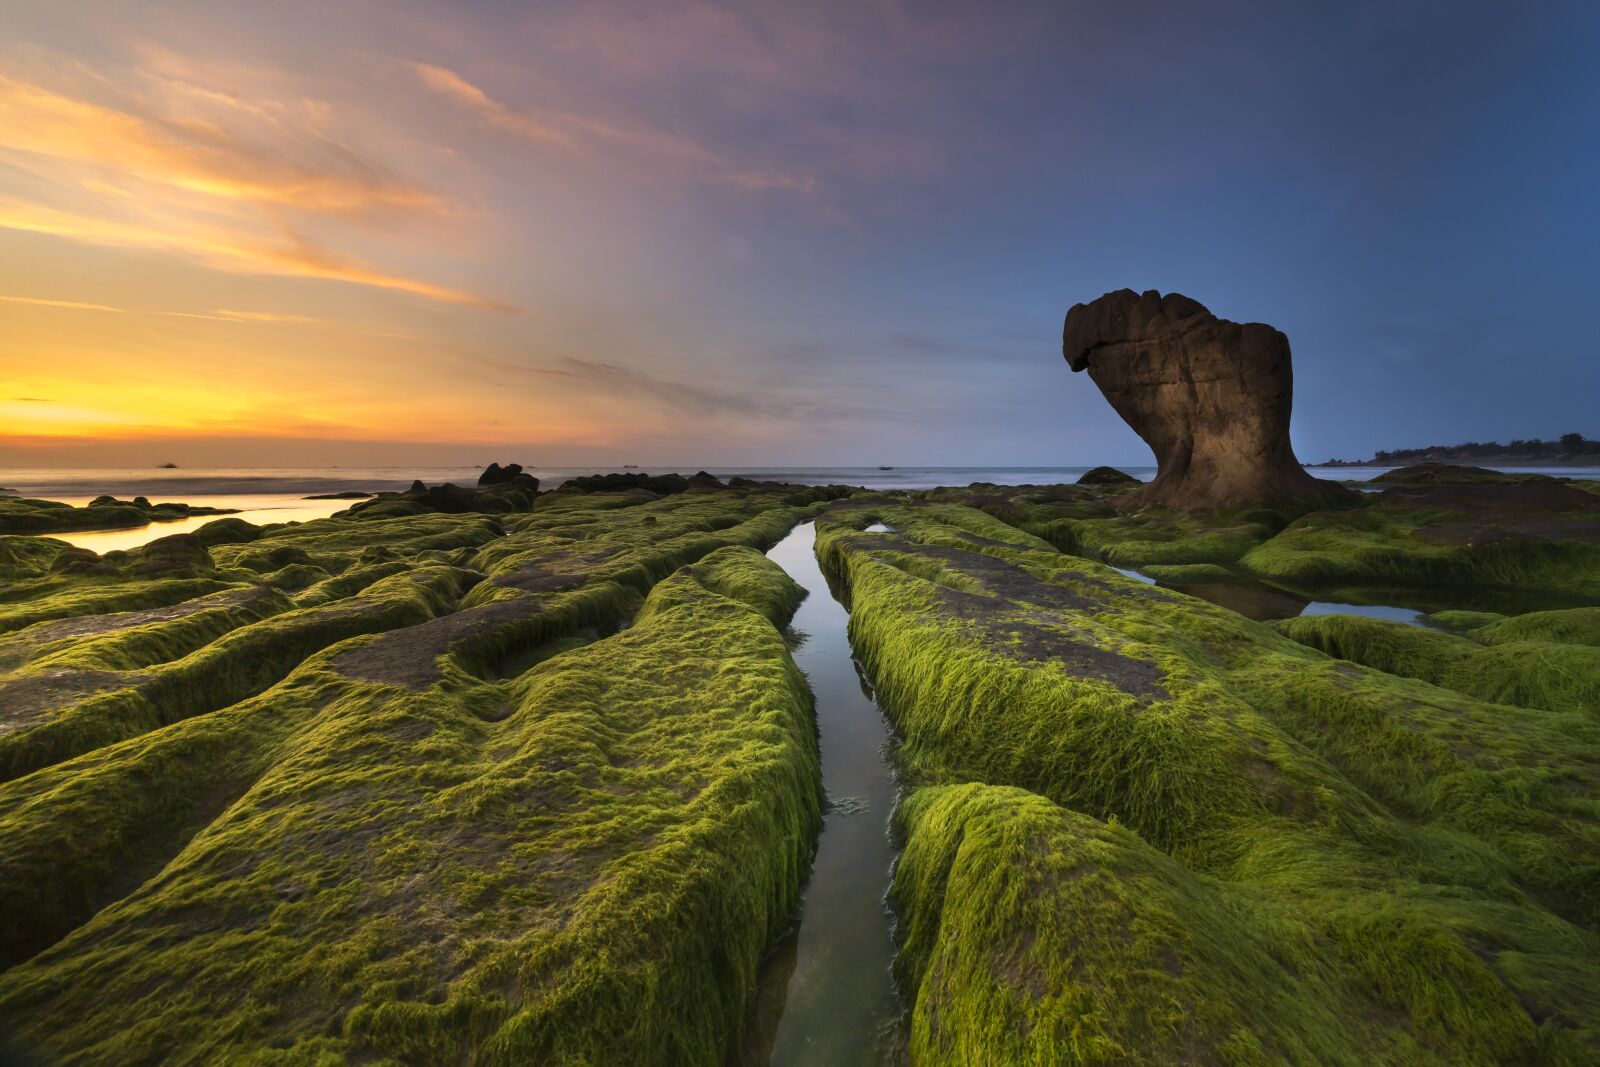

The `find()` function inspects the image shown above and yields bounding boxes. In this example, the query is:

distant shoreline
[1321,454,1600,468]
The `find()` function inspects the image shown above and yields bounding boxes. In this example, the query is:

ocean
[5,463,1598,553]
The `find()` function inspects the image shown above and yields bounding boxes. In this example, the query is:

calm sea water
[6,463,1595,501]
[4,464,1596,553]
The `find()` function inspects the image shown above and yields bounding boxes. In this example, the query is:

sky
[0,0,1596,468]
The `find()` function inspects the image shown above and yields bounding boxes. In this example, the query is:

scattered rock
[477,462,540,492]
[1063,289,1353,510]
[1076,466,1139,487]
[561,472,694,495]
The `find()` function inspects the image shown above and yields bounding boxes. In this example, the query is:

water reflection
[749,522,904,1066]
[1113,566,1588,627]
[48,495,354,553]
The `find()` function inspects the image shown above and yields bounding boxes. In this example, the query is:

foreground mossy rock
[816,500,1600,1062]
[1062,289,1354,510]
[0,489,838,1063]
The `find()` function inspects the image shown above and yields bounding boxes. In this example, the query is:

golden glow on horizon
[0,12,857,464]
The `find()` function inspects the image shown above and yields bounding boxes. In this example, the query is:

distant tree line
[1366,432,1599,463]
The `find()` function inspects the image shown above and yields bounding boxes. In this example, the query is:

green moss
[1472,607,1600,647]
[1277,612,1600,715]
[0,488,836,1062]
[819,500,1600,1062]
[0,535,67,579]
[0,542,819,1065]
[0,566,477,781]
[1240,502,1600,598]
[1426,609,1508,632]
[894,783,1561,1066]
[1143,562,1242,584]
[0,576,240,634]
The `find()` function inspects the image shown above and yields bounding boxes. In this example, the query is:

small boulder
[1076,466,1139,487]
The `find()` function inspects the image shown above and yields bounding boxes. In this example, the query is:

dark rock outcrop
[1063,289,1352,510]
[477,462,540,492]
[1076,466,1139,487]
[348,473,539,518]
[559,472,693,495]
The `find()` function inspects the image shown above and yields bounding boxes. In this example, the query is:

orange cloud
[412,63,575,150]
[0,74,440,218]
[209,309,320,324]
[0,197,508,310]
[0,294,125,313]
[0,65,511,310]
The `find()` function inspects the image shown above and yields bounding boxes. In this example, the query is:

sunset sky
[1,1,1596,467]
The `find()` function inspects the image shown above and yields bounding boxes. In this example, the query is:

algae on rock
[0,487,836,1064]
[816,499,1600,1064]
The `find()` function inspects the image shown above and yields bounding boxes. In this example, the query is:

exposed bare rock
[1063,289,1352,510]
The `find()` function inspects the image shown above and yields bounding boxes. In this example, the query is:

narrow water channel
[749,521,903,1065]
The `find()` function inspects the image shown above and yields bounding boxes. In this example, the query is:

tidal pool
[1113,566,1446,628]
[44,494,355,553]
[745,521,903,1065]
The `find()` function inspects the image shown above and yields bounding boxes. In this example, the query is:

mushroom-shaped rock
[1063,289,1352,510]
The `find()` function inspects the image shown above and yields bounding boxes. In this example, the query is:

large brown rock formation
[1063,289,1352,510]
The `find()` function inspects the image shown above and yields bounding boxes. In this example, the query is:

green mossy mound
[817,500,1600,1063]
[1277,611,1600,715]
[1240,483,1600,598]
[894,783,1544,1065]
[930,481,1600,603]
[1141,561,1242,584]
[1436,606,1600,647]
[0,489,835,1063]
[1369,463,1550,486]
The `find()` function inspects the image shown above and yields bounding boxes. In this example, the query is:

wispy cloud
[412,63,575,151]
[0,64,508,309]
[412,62,816,196]
[0,73,439,217]
[0,291,419,337]
[474,352,892,426]
[209,309,320,324]
[0,294,125,313]
[0,196,508,309]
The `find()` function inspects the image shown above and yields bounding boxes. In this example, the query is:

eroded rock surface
[1063,289,1351,509]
